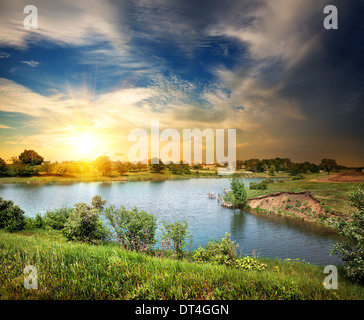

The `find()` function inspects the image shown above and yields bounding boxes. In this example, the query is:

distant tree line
[0,150,347,178]
[236,157,344,175]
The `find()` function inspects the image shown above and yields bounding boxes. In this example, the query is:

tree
[0,158,7,175]
[91,195,107,210]
[160,220,190,259]
[269,164,276,175]
[95,155,113,176]
[114,161,128,176]
[230,178,248,208]
[0,198,26,232]
[104,205,157,252]
[319,159,338,174]
[149,157,166,173]
[330,186,364,283]
[62,202,109,244]
[19,149,43,166]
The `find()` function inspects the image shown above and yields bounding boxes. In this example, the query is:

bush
[105,205,157,252]
[292,174,304,180]
[160,220,190,259]
[0,197,26,232]
[44,207,73,230]
[91,195,107,210]
[250,182,268,190]
[262,178,275,184]
[330,186,364,283]
[230,178,248,208]
[25,214,45,230]
[62,203,109,244]
[193,233,266,271]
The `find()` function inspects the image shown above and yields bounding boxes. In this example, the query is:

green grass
[0,229,363,300]
[0,169,220,184]
[246,172,362,216]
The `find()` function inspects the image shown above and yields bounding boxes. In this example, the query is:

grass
[246,172,362,216]
[0,229,363,300]
[0,169,220,184]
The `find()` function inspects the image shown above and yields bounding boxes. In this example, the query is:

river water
[0,178,342,265]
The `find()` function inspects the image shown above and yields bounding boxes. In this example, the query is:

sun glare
[73,132,100,158]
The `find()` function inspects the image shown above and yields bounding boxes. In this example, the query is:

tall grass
[0,229,363,300]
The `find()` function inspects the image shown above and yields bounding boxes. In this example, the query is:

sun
[72,132,100,158]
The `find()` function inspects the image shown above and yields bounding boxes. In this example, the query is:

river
[0,178,342,265]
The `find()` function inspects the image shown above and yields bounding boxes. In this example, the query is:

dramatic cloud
[0,0,363,165]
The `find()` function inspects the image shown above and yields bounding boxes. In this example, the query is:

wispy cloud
[21,60,39,67]
[0,124,14,129]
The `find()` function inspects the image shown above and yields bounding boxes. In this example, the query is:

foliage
[262,178,275,184]
[91,194,107,210]
[25,214,46,230]
[19,149,44,166]
[0,158,7,175]
[7,161,40,177]
[292,174,305,180]
[250,181,268,190]
[95,155,113,176]
[330,186,364,283]
[193,233,266,271]
[104,205,157,252]
[114,161,128,175]
[230,178,248,208]
[319,158,338,174]
[2,229,364,300]
[62,203,109,244]
[0,197,26,232]
[193,233,238,267]
[44,207,73,230]
[160,220,190,259]
[149,157,166,173]
[168,163,190,175]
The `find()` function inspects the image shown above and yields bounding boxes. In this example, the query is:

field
[0,229,363,300]
[246,172,363,217]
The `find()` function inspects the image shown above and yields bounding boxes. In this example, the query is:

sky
[0,0,363,166]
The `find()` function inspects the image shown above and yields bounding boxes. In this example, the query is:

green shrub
[193,233,266,271]
[44,207,73,230]
[25,214,45,230]
[262,178,275,184]
[62,203,109,244]
[292,174,304,180]
[91,195,107,210]
[331,186,364,283]
[105,205,157,252]
[250,182,268,190]
[230,178,248,207]
[0,197,26,232]
[160,220,191,259]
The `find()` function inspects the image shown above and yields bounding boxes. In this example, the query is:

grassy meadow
[0,229,363,300]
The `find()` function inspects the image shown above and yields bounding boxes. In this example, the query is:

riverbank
[0,170,289,184]
[1,229,363,300]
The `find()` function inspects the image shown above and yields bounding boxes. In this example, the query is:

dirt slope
[247,191,330,223]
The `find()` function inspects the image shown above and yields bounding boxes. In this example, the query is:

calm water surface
[0,178,342,265]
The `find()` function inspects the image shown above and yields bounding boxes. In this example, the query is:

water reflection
[0,178,342,265]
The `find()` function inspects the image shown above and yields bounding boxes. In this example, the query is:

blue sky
[0,0,363,165]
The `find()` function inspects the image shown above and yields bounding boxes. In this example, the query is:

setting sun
[72,132,101,157]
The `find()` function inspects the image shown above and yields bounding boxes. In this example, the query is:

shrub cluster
[249,182,268,190]
[104,205,157,252]
[331,186,364,283]
[0,197,26,232]
[193,233,266,271]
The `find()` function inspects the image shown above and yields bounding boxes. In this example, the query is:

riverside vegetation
[0,188,363,300]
